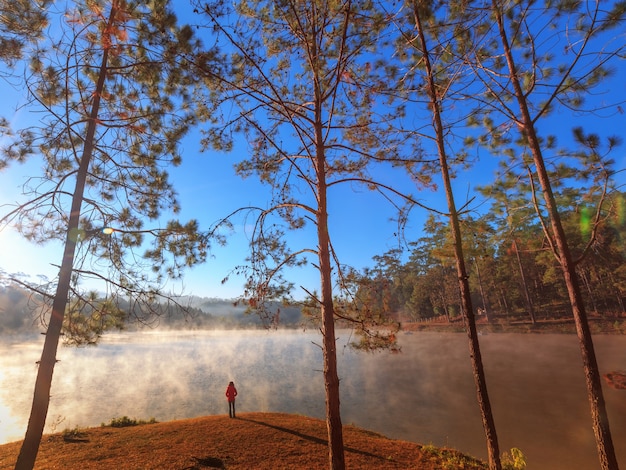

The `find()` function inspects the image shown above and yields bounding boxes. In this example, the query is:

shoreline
[401,316,626,335]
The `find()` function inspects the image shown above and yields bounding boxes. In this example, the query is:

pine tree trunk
[564,264,618,469]
[412,4,501,468]
[14,5,117,468]
[315,72,345,470]
[14,254,73,470]
[318,180,345,470]
[474,257,491,322]
[460,274,501,470]
[492,2,618,467]
[320,292,345,470]
[513,238,536,324]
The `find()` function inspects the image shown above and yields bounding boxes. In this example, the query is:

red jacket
[225,383,237,402]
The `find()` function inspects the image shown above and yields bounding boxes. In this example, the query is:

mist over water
[1,330,624,469]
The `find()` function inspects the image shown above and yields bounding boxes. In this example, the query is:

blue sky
[0,132,429,299]
[1,3,625,301]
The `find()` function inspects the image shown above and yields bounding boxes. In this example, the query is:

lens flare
[580,206,591,238]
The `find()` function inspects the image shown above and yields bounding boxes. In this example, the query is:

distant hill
[0,286,306,336]
[176,295,305,328]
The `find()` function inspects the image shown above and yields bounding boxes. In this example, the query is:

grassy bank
[402,316,626,335]
[0,412,489,469]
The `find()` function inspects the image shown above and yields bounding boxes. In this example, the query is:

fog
[1,330,625,469]
[0,331,326,444]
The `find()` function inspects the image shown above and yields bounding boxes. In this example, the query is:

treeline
[354,191,626,324]
[0,285,40,334]
[0,286,304,338]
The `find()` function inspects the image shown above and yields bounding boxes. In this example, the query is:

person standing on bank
[225,381,238,418]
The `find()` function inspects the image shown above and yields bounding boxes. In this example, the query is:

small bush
[102,416,158,428]
[502,447,526,470]
[421,443,486,469]
[62,426,88,442]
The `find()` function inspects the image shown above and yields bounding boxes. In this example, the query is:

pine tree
[0,0,52,67]
[1,1,221,468]
[193,1,409,468]
[463,2,626,467]
[0,0,53,167]
[387,1,503,467]
[478,171,541,323]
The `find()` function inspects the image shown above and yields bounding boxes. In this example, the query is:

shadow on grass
[239,417,389,462]
[186,455,225,469]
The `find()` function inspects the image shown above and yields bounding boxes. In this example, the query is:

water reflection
[1,330,624,469]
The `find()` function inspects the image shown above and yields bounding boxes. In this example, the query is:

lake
[1,330,625,469]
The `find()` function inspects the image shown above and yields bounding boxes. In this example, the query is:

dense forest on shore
[352,191,626,327]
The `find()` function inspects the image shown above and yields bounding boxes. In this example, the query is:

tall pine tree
[463,2,626,467]
[1,1,221,467]
[193,1,411,468]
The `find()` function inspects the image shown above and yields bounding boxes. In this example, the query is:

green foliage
[61,295,127,346]
[194,0,414,341]
[502,448,527,470]
[0,0,53,67]
[354,190,626,323]
[3,1,622,468]
[420,443,487,469]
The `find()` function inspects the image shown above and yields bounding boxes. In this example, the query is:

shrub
[62,426,88,442]
[102,416,158,428]
[421,443,486,469]
[502,447,526,470]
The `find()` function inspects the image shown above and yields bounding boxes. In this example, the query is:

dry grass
[0,412,487,469]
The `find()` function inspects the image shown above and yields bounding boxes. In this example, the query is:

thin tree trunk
[609,273,626,314]
[319,245,345,470]
[440,266,452,323]
[474,257,491,322]
[412,5,501,468]
[14,5,118,469]
[317,169,344,470]
[317,175,345,470]
[499,288,510,315]
[581,269,598,314]
[493,2,618,467]
[513,237,536,324]
[314,57,345,470]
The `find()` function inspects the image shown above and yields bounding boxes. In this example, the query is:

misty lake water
[1,330,625,469]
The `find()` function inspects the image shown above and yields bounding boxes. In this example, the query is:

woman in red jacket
[225,381,238,418]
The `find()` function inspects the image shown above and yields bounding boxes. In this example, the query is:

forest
[354,193,626,325]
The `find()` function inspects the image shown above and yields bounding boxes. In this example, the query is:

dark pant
[228,400,236,418]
